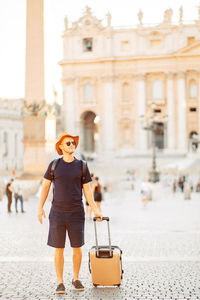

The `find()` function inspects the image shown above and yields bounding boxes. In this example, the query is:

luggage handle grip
[93,216,112,257]
[93,217,109,222]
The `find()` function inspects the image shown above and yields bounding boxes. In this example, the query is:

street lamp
[140,103,168,183]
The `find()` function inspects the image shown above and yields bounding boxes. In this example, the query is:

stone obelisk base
[21,116,56,179]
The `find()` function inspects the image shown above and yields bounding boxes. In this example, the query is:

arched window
[84,83,93,102]
[122,82,130,102]
[152,80,163,99]
[189,80,197,98]
[3,132,8,157]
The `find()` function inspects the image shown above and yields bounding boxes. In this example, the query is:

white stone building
[0,98,24,171]
[59,7,200,158]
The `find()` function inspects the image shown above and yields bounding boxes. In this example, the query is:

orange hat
[55,132,79,155]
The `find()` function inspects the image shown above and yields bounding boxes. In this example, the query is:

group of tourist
[5,178,25,213]
[172,176,200,194]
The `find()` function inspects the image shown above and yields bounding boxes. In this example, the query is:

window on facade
[150,39,161,48]
[189,80,197,98]
[83,38,93,52]
[3,132,8,157]
[190,107,197,112]
[122,82,130,102]
[187,36,195,46]
[121,41,130,51]
[84,83,93,102]
[152,80,163,99]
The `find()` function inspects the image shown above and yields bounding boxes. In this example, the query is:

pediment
[71,6,103,31]
[174,40,200,55]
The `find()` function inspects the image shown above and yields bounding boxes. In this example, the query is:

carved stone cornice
[178,71,186,79]
[100,75,115,82]
[62,77,76,84]
[166,72,175,80]
[115,74,135,80]
[135,73,146,81]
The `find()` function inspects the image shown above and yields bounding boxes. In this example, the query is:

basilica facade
[60,7,200,158]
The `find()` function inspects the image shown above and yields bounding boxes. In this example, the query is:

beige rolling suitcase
[88,217,123,287]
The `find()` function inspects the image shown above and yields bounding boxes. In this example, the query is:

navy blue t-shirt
[44,158,92,212]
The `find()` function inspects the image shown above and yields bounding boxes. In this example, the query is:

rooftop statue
[106,12,112,27]
[179,6,183,24]
[163,8,173,24]
[64,16,68,30]
[84,6,92,16]
[137,9,143,25]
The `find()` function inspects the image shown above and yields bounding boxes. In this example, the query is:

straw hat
[55,132,79,155]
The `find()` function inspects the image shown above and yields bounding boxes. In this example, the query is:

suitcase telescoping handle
[93,217,112,257]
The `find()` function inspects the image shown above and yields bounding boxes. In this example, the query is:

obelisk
[23,0,55,177]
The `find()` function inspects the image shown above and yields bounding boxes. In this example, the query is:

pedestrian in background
[141,178,150,207]
[172,179,177,193]
[14,185,25,213]
[6,178,14,213]
[94,177,103,214]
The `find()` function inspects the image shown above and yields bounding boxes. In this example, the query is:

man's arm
[83,182,102,219]
[37,178,51,224]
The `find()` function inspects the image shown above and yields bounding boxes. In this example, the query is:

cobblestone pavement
[0,180,200,299]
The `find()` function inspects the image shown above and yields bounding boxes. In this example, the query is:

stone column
[63,79,75,133]
[25,0,45,103]
[177,72,187,152]
[198,73,200,137]
[167,72,175,151]
[23,0,56,177]
[137,74,147,151]
[103,77,115,154]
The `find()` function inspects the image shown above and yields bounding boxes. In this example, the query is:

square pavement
[0,180,200,299]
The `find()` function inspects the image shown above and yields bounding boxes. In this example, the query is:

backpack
[50,158,87,184]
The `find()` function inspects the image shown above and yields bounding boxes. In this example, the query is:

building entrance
[81,111,96,152]
[155,122,164,149]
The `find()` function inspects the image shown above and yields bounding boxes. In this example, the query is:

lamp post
[140,103,168,183]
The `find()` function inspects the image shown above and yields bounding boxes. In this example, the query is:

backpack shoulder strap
[50,158,60,181]
[81,160,87,183]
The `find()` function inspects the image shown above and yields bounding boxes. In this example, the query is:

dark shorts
[47,208,85,248]
[94,194,102,202]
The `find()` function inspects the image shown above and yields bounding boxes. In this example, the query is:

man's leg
[73,247,82,280]
[15,198,18,212]
[8,196,12,212]
[19,195,24,212]
[55,248,64,284]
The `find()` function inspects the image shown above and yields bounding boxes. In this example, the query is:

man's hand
[38,207,46,224]
[94,210,103,221]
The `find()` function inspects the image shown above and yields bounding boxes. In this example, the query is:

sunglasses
[62,141,76,146]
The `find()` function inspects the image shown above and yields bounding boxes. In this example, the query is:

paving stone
[0,181,200,299]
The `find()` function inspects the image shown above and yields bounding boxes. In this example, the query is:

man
[38,132,102,294]
[6,178,14,213]
[13,185,25,213]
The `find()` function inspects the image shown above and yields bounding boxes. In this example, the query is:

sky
[0,0,199,104]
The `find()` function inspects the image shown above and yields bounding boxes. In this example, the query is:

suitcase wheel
[93,284,98,287]
[116,284,121,287]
